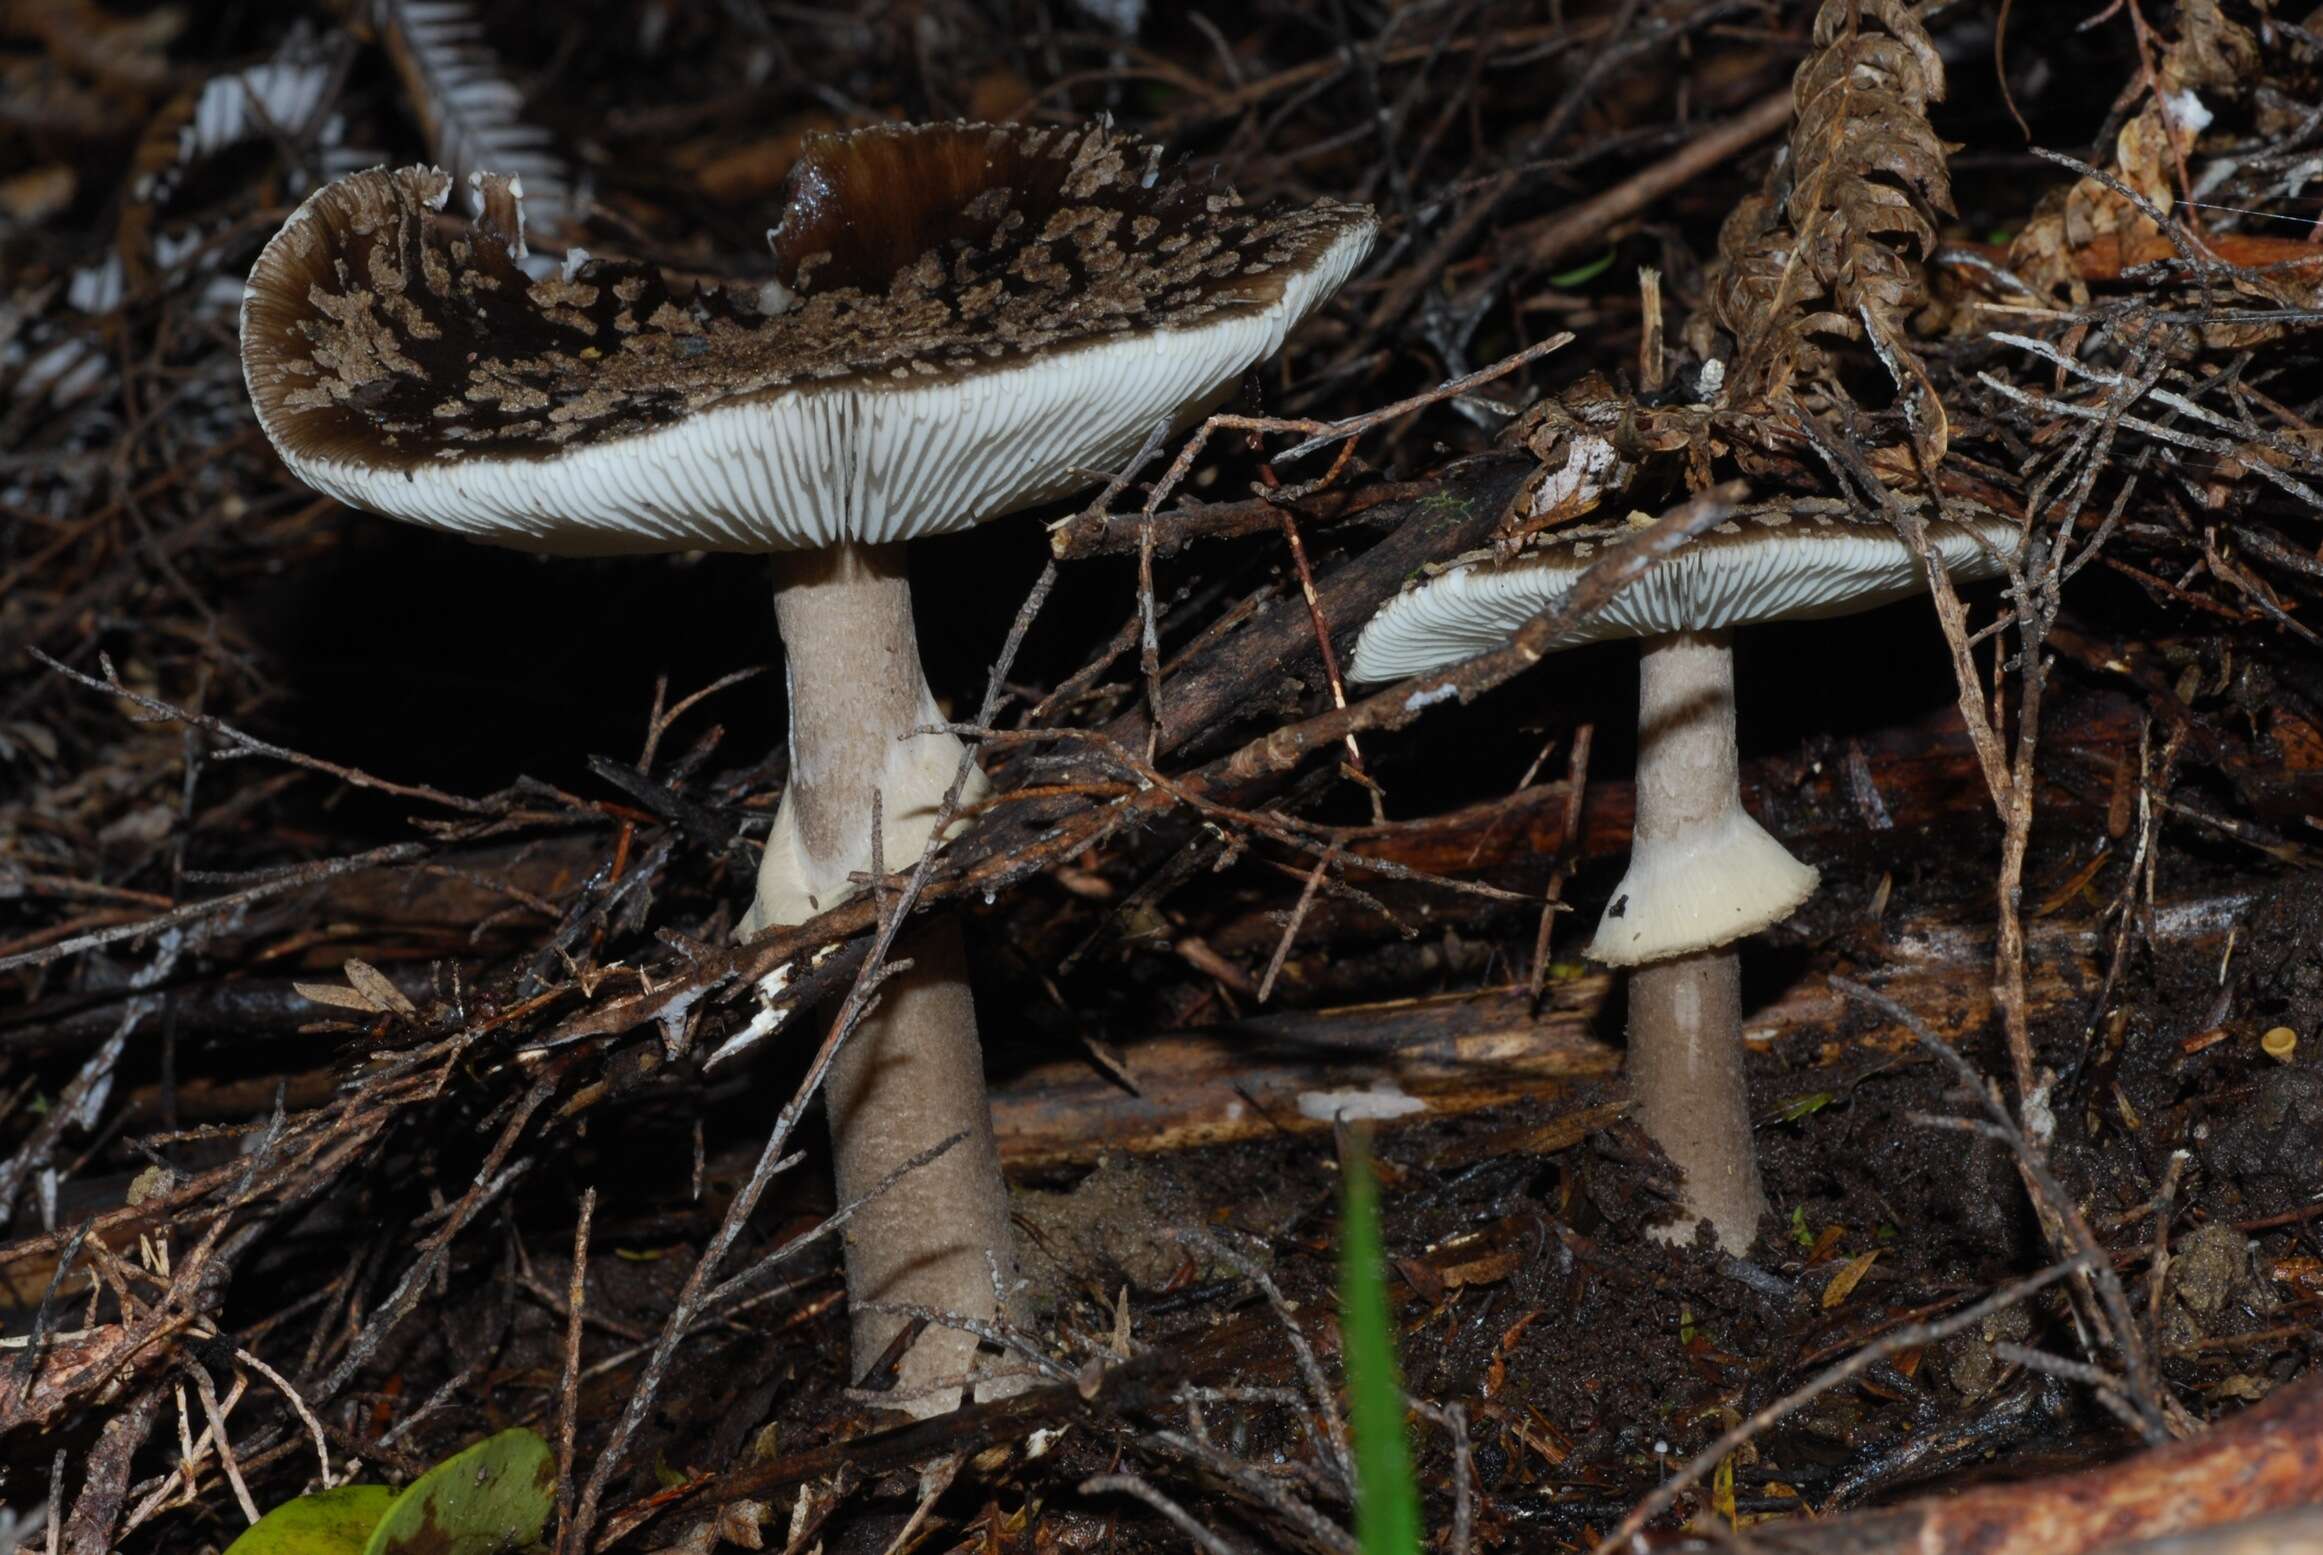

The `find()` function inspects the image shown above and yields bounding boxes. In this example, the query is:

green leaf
[364,1429,554,1555]
[1789,1204,1813,1248]
[224,1485,395,1555]
[1339,1130,1422,1555]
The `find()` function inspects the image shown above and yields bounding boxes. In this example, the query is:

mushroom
[241,126,1374,1410]
[1349,506,2016,1253]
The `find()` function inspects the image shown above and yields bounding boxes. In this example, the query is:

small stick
[1637,266,1666,393]
[228,1345,332,1490]
[1257,842,1342,1004]
[1140,511,1166,763]
[1838,976,2178,1440]
[1081,1474,1252,1555]
[28,648,500,815]
[1272,334,1571,464]
[1173,1228,1353,1492]
[554,1187,594,1555]
[2145,1150,2189,1356]
[189,1367,259,1526]
[1277,509,1379,819]
[1529,725,1592,1008]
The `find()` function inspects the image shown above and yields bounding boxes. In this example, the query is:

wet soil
[397,823,2319,1554]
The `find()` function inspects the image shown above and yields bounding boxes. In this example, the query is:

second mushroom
[1351,505,2016,1254]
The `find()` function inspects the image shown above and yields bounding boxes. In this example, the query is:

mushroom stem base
[1630,949,1766,1255]
[823,916,1019,1413]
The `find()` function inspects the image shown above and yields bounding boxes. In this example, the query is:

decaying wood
[1740,1371,2323,1555]
[993,987,1615,1166]
[1340,697,2143,885]
[1046,478,1448,561]
[2095,1508,2323,1555]
[987,887,2248,1165]
[2,693,2159,1065]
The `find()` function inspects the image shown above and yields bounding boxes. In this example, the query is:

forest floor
[3,2,2322,1553]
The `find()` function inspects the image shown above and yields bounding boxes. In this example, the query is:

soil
[345,820,2319,1551]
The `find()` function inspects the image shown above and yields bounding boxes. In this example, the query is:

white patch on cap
[1295,1082,1427,1123]
[2161,90,2212,136]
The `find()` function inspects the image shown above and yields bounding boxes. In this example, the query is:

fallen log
[992,986,1617,1167]
[1741,1371,2323,1555]
[2094,1507,2323,1555]
[986,887,2252,1165]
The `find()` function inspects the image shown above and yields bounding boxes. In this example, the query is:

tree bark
[1750,1373,2323,1555]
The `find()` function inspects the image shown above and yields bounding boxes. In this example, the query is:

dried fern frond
[372,0,585,259]
[1710,0,1955,464]
[63,30,358,337]
[2007,0,2260,306]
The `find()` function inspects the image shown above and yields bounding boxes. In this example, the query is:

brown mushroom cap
[240,123,1374,554]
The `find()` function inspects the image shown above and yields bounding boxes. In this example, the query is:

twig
[1173,1228,1354,1494]
[554,1187,593,1555]
[227,1346,332,1492]
[1529,725,1592,1008]
[0,843,428,976]
[27,649,502,815]
[1081,1474,1253,1555]
[1278,509,1377,816]
[1258,842,1342,1004]
[703,1135,960,1311]
[1145,1428,1357,1555]
[187,1367,259,1527]
[1411,1400,1474,1555]
[1272,335,1571,464]
[1048,477,1441,561]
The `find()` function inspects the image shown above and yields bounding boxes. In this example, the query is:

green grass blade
[1339,1128,1422,1555]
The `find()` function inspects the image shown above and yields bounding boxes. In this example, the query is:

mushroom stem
[757,542,1017,1415]
[1626,629,1768,1254]
[1630,950,1762,1253]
